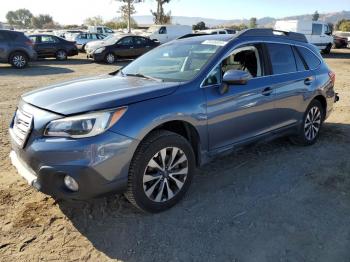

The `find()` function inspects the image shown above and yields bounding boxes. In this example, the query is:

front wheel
[290,100,324,146]
[105,53,116,64]
[125,130,195,213]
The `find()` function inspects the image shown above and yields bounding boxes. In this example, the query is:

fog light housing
[64,175,79,192]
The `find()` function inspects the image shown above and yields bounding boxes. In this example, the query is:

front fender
[109,85,209,151]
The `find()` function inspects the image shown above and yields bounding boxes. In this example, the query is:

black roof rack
[238,28,307,43]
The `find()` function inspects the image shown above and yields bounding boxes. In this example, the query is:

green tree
[335,19,350,31]
[6,9,33,28]
[312,11,319,21]
[151,0,172,24]
[249,17,257,28]
[115,1,143,33]
[192,21,207,31]
[84,16,104,26]
[31,14,54,29]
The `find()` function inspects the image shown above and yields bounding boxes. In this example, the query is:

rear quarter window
[296,46,321,70]
[267,43,297,74]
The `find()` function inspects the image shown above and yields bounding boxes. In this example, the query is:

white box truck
[145,25,192,44]
[274,20,334,54]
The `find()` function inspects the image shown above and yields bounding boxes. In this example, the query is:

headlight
[94,47,105,54]
[44,108,127,138]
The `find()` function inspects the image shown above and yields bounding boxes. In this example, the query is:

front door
[204,44,277,150]
[115,36,135,58]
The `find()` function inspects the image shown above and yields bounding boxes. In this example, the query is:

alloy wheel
[106,53,115,64]
[13,55,26,68]
[57,50,67,60]
[143,147,188,203]
[304,106,321,141]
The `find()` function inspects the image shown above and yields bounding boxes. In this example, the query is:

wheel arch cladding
[313,95,327,118]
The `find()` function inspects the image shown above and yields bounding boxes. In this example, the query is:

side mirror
[223,69,252,85]
[219,70,252,94]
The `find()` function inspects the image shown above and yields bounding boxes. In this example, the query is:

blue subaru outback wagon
[9,29,338,212]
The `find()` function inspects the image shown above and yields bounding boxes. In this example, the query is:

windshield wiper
[124,73,163,82]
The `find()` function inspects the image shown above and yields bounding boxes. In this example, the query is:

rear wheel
[105,53,116,64]
[56,50,67,60]
[290,100,324,146]
[10,52,28,69]
[125,130,195,213]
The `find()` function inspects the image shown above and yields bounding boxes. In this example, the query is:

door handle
[262,87,273,96]
[304,77,314,86]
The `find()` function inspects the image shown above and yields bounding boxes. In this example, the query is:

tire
[9,52,28,69]
[290,100,324,146]
[322,44,332,55]
[105,53,116,64]
[81,44,86,53]
[125,130,195,213]
[56,50,67,60]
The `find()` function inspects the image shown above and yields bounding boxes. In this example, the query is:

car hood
[22,74,180,115]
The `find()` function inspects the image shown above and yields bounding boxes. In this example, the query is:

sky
[0,0,349,25]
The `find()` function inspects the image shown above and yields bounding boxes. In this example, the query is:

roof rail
[238,28,307,43]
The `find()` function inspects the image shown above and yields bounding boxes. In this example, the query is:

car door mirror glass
[222,69,252,85]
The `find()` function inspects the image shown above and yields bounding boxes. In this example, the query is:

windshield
[105,35,122,45]
[121,39,226,82]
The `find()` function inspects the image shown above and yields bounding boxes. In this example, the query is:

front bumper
[9,128,138,200]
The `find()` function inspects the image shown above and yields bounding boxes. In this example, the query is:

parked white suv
[275,20,334,54]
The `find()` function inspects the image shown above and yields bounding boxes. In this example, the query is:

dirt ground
[0,50,350,262]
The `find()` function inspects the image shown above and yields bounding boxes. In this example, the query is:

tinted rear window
[296,46,321,70]
[292,47,307,71]
[267,43,297,74]
[0,31,19,41]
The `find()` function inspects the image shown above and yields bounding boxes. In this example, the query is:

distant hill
[134,10,350,28]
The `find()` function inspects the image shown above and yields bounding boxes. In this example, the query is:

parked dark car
[86,35,159,64]
[333,35,348,49]
[29,34,78,60]
[9,29,338,213]
[0,30,37,68]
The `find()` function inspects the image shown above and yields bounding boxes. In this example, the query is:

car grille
[11,109,33,148]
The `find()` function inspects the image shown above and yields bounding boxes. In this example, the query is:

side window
[135,37,147,45]
[79,34,87,39]
[41,35,57,43]
[312,24,322,35]
[29,36,38,43]
[97,27,103,34]
[292,47,307,71]
[267,43,297,74]
[118,36,134,46]
[97,34,105,39]
[222,45,263,78]
[159,26,167,34]
[296,46,321,70]
[203,44,263,87]
[219,31,226,34]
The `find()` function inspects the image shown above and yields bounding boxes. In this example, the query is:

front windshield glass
[121,39,226,82]
[105,35,122,45]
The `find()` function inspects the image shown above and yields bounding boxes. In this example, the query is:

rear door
[265,43,316,128]
[133,36,152,56]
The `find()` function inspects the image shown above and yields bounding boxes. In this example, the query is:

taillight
[329,71,335,85]
[25,40,34,47]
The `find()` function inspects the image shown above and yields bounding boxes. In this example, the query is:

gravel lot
[0,51,350,262]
